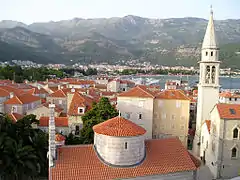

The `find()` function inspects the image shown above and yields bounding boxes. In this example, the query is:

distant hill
[0,16,240,68]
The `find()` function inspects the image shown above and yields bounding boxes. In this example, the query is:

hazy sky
[1,0,239,24]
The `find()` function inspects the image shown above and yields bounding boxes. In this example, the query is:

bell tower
[193,6,220,156]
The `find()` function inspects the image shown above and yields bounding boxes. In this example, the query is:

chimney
[48,103,56,168]
[10,92,14,98]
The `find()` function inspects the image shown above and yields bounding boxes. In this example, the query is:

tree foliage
[0,114,48,180]
[80,97,118,144]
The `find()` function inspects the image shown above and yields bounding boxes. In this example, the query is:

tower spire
[202,5,218,50]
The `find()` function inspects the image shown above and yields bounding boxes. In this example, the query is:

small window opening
[233,128,239,139]
[125,142,128,149]
[206,51,208,56]
[230,108,236,114]
[139,114,142,120]
[232,147,237,158]
[211,51,213,56]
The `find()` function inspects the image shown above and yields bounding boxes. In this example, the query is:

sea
[127,75,240,90]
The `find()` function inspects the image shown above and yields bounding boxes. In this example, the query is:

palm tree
[1,138,39,180]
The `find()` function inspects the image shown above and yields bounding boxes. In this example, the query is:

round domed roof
[93,116,146,137]
[55,134,66,141]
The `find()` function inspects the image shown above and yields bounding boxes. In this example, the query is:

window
[176,101,181,108]
[231,147,237,158]
[181,125,185,130]
[75,125,80,135]
[171,124,175,129]
[122,88,126,91]
[125,142,128,149]
[139,113,142,120]
[206,51,208,56]
[171,114,176,121]
[59,100,63,105]
[235,98,238,101]
[125,113,130,119]
[180,116,185,121]
[230,108,236,114]
[161,113,166,119]
[233,128,239,139]
[202,136,204,143]
[211,66,216,83]
[206,141,208,148]
[158,100,163,107]
[211,51,213,56]
[78,107,84,114]
[11,106,17,113]
[229,98,232,101]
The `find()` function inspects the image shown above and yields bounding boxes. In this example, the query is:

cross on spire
[210,5,213,15]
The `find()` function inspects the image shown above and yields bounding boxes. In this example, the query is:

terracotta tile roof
[68,80,95,85]
[51,138,200,180]
[0,85,24,96]
[155,89,190,100]
[49,87,59,92]
[7,113,24,122]
[68,92,95,116]
[55,134,66,141]
[219,91,240,98]
[39,117,68,127]
[93,116,146,136]
[0,88,10,97]
[49,89,67,98]
[94,84,107,89]
[118,86,155,98]
[42,102,63,113]
[205,120,211,133]
[216,103,240,119]
[4,94,41,105]
[101,91,116,96]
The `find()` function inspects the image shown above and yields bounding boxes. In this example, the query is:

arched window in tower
[231,147,237,158]
[233,128,239,139]
[212,66,216,83]
[211,51,213,56]
[205,66,211,84]
[206,51,208,56]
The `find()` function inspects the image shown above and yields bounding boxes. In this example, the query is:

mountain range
[0,15,240,68]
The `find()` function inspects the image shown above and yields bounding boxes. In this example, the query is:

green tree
[80,97,118,144]
[0,114,48,180]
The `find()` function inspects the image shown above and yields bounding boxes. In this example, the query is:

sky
[1,0,240,24]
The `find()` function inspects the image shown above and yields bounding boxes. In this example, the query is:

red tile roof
[155,89,190,100]
[93,116,146,136]
[49,89,67,98]
[55,134,66,141]
[39,117,68,127]
[4,94,41,105]
[0,85,24,96]
[7,113,24,122]
[0,88,10,97]
[68,92,95,116]
[219,91,240,98]
[205,120,211,133]
[51,138,200,180]
[216,103,240,119]
[118,86,155,98]
[42,102,63,113]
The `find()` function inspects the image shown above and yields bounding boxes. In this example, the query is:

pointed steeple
[202,5,218,49]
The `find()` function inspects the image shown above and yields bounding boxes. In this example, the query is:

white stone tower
[193,6,220,156]
[48,103,56,167]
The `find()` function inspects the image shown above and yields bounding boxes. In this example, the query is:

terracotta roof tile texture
[155,89,190,100]
[205,120,211,133]
[7,113,24,122]
[118,86,155,98]
[4,94,41,105]
[0,88,10,97]
[55,134,66,141]
[39,117,68,127]
[216,103,240,119]
[93,116,146,136]
[68,92,95,115]
[51,138,200,180]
